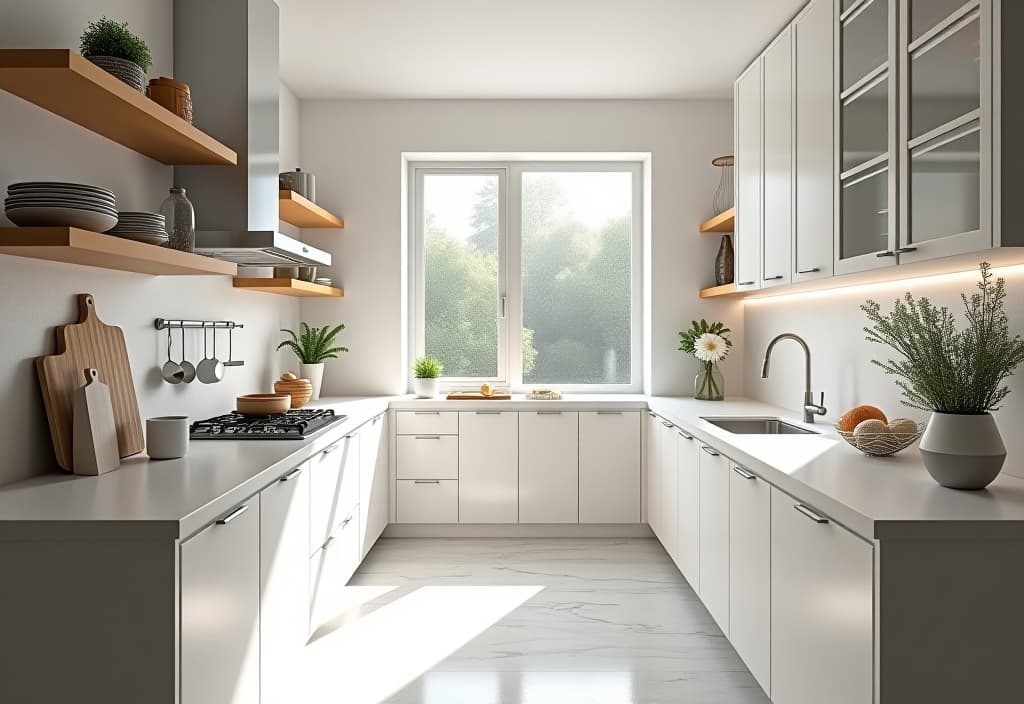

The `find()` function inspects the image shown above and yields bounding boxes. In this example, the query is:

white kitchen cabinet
[793,0,834,282]
[675,428,700,588]
[728,463,771,694]
[180,497,260,704]
[358,414,389,558]
[578,411,641,523]
[519,411,579,523]
[395,410,459,435]
[698,443,730,635]
[656,419,679,558]
[762,26,793,288]
[459,411,518,523]
[396,479,459,523]
[260,463,310,704]
[735,58,763,292]
[396,434,459,480]
[771,487,873,704]
[309,504,361,631]
[310,433,359,554]
[645,412,662,532]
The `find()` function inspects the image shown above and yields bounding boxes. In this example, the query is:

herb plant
[413,357,443,379]
[277,323,348,364]
[862,262,1024,414]
[80,17,153,72]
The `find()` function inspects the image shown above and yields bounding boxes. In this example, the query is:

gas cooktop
[190,408,346,440]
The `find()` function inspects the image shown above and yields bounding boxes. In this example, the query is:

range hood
[173,0,331,267]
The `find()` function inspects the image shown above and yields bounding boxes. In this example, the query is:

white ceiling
[279,0,806,100]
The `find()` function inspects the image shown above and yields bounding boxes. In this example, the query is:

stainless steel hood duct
[173,0,330,267]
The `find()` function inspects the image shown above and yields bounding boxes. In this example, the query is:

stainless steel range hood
[173,0,331,267]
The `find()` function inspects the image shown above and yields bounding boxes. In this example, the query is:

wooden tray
[446,392,512,400]
[37,294,144,470]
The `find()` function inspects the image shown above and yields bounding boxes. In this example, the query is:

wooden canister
[147,77,193,123]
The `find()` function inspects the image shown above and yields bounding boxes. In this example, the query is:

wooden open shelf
[233,278,344,297]
[279,190,344,229]
[699,283,739,298]
[0,227,237,276]
[699,207,735,233]
[0,49,236,165]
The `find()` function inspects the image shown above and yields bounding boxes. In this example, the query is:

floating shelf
[699,207,735,233]
[279,190,344,229]
[233,278,344,297]
[699,283,739,298]
[0,227,237,276]
[0,49,236,165]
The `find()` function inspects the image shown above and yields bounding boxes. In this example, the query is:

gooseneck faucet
[761,333,827,423]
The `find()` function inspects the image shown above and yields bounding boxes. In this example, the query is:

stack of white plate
[314,277,333,287]
[4,181,118,232]
[108,211,169,246]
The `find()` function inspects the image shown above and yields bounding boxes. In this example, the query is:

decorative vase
[695,362,725,401]
[919,412,1006,490]
[714,234,734,286]
[413,377,440,398]
[300,362,325,401]
[160,187,195,253]
[88,56,146,92]
[711,155,734,214]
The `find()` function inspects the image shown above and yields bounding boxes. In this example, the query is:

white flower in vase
[694,333,728,363]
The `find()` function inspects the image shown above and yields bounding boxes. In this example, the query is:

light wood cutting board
[37,294,144,471]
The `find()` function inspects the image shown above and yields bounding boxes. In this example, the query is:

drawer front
[396,435,459,479]
[396,479,459,523]
[309,434,360,553]
[309,507,361,633]
[396,410,458,436]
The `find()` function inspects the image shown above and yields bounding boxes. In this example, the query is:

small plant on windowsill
[678,319,732,401]
[277,323,347,401]
[412,357,443,398]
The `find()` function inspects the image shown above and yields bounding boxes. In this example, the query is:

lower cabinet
[309,433,360,553]
[459,411,518,523]
[309,506,361,632]
[771,487,873,704]
[657,419,679,558]
[646,412,663,535]
[578,411,641,523]
[519,411,579,523]
[675,428,700,587]
[359,414,389,557]
[181,497,260,704]
[397,479,459,523]
[729,463,771,694]
[698,443,730,634]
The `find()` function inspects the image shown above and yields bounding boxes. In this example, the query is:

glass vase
[695,362,725,401]
[160,187,195,253]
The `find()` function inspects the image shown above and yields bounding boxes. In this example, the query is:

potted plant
[862,263,1024,489]
[277,323,347,401]
[412,357,443,398]
[80,17,153,93]
[678,320,732,401]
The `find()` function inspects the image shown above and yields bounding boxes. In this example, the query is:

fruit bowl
[835,422,926,457]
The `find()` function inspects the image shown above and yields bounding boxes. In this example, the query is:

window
[411,161,643,391]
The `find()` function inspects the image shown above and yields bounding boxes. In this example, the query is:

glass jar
[161,187,195,253]
[695,362,725,401]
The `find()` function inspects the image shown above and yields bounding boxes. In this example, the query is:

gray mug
[147,416,190,460]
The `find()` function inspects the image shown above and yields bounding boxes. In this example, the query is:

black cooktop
[190,408,347,440]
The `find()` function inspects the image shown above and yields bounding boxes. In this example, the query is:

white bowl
[5,206,118,232]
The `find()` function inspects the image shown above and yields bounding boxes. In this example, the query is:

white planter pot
[300,362,325,401]
[412,377,440,398]
[919,412,1006,490]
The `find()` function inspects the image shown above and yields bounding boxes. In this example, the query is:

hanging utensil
[161,328,185,384]
[223,325,244,367]
[196,324,225,384]
[178,325,196,383]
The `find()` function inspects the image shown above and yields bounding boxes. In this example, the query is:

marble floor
[299,538,770,704]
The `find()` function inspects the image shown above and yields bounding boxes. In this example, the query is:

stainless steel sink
[702,417,819,435]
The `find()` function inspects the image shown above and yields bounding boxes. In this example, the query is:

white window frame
[409,159,644,394]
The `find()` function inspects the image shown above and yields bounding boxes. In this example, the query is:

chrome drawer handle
[794,503,829,524]
[597,411,623,415]
[732,466,756,480]
[414,435,441,440]
[322,443,340,455]
[764,275,784,281]
[678,431,693,440]
[797,267,821,274]
[661,421,673,428]
[738,280,756,286]
[342,516,352,527]
[537,411,563,415]
[414,411,440,415]
[648,412,657,418]
[700,445,720,457]
[280,467,303,482]
[414,479,441,484]
[323,535,335,548]
[475,411,502,415]
[216,505,248,525]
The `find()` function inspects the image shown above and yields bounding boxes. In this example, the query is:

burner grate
[191,408,346,440]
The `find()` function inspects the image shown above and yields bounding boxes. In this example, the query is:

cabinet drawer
[397,435,458,479]
[309,507,361,632]
[396,410,458,435]
[310,434,360,554]
[396,479,459,523]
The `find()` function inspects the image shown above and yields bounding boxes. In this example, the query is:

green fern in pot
[277,323,348,401]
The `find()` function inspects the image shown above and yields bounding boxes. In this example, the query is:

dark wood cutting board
[37,293,144,470]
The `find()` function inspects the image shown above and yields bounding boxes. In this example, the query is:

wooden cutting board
[37,294,144,471]
[446,392,512,400]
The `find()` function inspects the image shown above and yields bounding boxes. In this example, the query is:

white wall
[0,0,298,484]
[297,99,743,396]
[744,265,1024,480]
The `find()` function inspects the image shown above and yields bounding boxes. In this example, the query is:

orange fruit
[837,405,888,432]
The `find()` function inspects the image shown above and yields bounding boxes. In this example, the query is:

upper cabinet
[735,60,763,292]
[762,28,794,289]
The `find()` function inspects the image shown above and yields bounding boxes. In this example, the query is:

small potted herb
[80,17,152,92]
[412,357,443,398]
[862,263,1024,489]
[678,320,732,400]
[277,323,348,400]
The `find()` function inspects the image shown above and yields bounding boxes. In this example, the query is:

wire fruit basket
[835,422,927,457]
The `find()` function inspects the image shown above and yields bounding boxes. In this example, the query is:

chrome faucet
[761,333,827,423]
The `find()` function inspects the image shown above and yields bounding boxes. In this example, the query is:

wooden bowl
[274,378,313,408]
[236,393,291,416]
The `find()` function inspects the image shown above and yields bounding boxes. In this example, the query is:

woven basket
[836,422,926,457]
[147,77,193,123]
[88,56,146,93]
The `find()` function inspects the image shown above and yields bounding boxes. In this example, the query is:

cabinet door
[181,497,260,704]
[794,0,835,282]
[645,412,662,533]
[657,420,679,559]
[735,59,763,292]
[578,411,641,523]
[762,27,793,288]
[771,488,873,704]
[260,464,311,704]
[396,479,459,523]
[519,411,579,523]
[309,507,361,632]
[310,433,359,554]
[729,463,771,694]
[459,411,518,523]
[359,414,389,557]
[698,444,730,634]
[675,429,700,587]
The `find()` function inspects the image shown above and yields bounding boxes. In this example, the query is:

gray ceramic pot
[919,412,1006,490]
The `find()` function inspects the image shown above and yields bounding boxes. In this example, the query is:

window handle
[500,295,507,318]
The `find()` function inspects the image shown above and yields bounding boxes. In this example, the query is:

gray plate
[7,196,116,209]
[8,181,115,196]
[6,202,118,216]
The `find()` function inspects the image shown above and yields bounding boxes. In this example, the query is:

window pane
[521,171,633,385]
[423,173,499,378]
